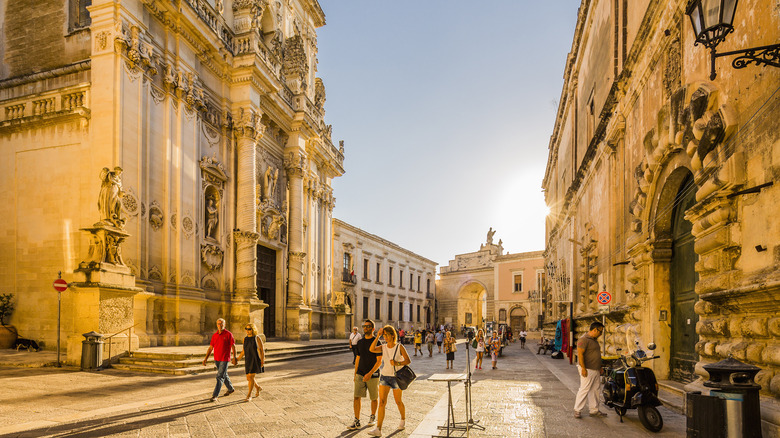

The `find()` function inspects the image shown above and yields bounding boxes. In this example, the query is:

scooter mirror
[647,342,656,350]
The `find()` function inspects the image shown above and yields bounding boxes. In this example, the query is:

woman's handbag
[393,345,417,390]
[452,342,458,353]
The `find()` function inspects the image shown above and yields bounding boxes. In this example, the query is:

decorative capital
[284,151,306,177]
[234,108,265,141]
[233,229,260,246]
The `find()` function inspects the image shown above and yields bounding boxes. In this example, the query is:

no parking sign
[597,291,611,305]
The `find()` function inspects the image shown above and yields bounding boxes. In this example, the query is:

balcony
[341,269,356,285]
[426,292,434,299]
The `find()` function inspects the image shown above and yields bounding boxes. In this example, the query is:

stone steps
[110,341,350,375]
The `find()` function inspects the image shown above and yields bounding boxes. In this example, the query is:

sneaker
[210,396,218,402]
[224,389,235,396]
[346,418,360,430]
[590,411,608,417]
[367,414,376,426]
[574,411,582,419]
[367,427,382,437]
[398,420,405,430]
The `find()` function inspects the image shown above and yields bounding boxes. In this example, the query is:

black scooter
[602,342,663,432]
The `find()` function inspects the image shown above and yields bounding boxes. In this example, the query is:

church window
[70,0,92,32]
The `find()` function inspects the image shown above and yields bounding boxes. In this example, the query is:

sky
[316,1,581,271]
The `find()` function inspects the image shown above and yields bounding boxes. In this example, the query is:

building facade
[331,219,436,336]
[542,0,779,431]
[438,230,544,331]
[0,0,343,364]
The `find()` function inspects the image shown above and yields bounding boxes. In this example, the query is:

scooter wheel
[638,405,663,432]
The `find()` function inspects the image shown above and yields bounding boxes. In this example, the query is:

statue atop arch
[486,227,496,245]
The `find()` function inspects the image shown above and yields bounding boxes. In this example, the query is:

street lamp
[686,0,780,80]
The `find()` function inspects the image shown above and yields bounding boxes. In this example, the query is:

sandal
[255,384,262,397]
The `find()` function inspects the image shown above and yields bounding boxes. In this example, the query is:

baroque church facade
[542,0,779,430]
[0,0,343,364]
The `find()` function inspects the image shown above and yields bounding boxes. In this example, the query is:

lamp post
[685,0,780,80]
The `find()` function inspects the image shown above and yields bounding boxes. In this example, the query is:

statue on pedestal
[97,167,125,229]
[486,227,496,245]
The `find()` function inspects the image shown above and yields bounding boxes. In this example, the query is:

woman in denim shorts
[367,325,410,437]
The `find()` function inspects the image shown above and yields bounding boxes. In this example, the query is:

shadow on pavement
[0,399,243,438]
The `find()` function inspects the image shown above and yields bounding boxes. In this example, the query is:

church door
[257,245,276,338]
[670,174,699,382]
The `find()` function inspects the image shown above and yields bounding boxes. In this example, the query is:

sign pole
[57,271,61,368]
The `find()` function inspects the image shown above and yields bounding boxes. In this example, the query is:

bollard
[80,331,104,371]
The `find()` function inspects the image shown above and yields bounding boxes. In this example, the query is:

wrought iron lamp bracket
[708,43,780,80]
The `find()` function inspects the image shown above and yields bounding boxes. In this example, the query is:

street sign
[53,278,68,292]
[598,304,610,314]
[597,291,611,305]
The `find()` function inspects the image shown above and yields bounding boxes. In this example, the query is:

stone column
[284,138,311,339]
[233,108,263,304]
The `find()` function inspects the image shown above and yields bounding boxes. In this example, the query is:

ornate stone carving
[170,212,178,231]
[234,108,265,140]
[97,167,126,229]
[283,35,308,93]
[148,201,164,231]
[115,25,158,76]
[201,244,225,271]
[314,78,325,110]
[182,215,195,238]
[121,189,139,216]
[284,151,306,177]
[148,265,163,281]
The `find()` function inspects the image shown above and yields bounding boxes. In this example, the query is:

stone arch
[457,280,488,327]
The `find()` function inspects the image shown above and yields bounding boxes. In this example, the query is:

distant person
[475,329,486,370]
[367,325,410,436]
[413,330,422,356]
[347,319,382,430]
[537,336,553,355]
[425,331,435,357]
[435,330,444,353]
[519,330,527,349]
[203,318,237,401]
[574,321,608,419]
[489,331,500,369]
[443,331,456,370]
[236,323,264,401]
[349,326,362,365]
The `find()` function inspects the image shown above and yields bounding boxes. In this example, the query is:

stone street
[0,341,686,437]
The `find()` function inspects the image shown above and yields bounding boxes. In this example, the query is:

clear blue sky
[317,1,580,270]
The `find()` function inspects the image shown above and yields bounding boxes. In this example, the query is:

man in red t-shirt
[203,318,237,401]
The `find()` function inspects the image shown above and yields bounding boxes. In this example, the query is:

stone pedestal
[286,306,312,340]
[230,299,269,337]
[335,312,353,339]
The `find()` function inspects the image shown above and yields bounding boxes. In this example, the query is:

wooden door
[257,245,276,338]
[670,175,698,382]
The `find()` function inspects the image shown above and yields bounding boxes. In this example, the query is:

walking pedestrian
[443,331,456,369]
[236,322,264,401]
[489,331,500,369]
[425,331,435,357]
[202,318,237,401]
[367,325,410,437]
[413,330,422,356]
[435,329,444,353]
[519,330,527,349]
[349,326,362,365]
[475,329,485,370]
[574,321,608,418]
[347,319,382,430]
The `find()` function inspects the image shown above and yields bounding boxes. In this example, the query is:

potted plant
[0,293,17,349]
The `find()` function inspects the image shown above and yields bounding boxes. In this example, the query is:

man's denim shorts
[379,375,399,389]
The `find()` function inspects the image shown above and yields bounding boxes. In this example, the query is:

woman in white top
[368,325,410,437]
[475,329,486,370]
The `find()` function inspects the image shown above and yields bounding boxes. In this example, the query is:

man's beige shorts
[354,373,379,399]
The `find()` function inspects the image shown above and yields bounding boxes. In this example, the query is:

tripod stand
[452,334,485,431]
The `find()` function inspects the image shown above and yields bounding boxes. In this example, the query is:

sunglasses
[245,327,252,330]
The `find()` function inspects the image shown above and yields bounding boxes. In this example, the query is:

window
[388,300,393,320]
[410,273,414,290]
[376,263,381,282]
[399,269,403,288]
[537,270,545,292]
[363,297,369,319]
[417,276,421,292]
[343,253,351,272]
[427,279,431,293]
[363,259,369,280]
[389,267,394,286]
[399,302,403,321]
[375,298,381,320]
[499,308,507,322]
[69,0,92,32]
[417,305,420,322]
[514,273,523,293]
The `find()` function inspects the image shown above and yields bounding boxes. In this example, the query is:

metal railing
[104,322,141,367]
[341,269,356,284]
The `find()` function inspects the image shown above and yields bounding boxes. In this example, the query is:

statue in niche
[206,195,219,239]
[98,167,125,229]
[486,227,495,245]
[263,167,278,202]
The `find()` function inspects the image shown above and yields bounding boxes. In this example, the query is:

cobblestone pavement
[0,342,686,437]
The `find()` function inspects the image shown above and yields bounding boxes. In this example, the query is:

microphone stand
[452,333,485,431]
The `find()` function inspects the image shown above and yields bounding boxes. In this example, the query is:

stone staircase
[110,339,350,375]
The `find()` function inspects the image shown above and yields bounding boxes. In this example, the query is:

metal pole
[57,273,61,368]
[569,302,574,365]
[602,314,606,355]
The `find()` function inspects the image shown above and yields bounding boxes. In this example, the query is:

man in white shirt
[349,327,362,364]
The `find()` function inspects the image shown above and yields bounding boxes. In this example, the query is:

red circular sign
[53,278,68,292]
[597,291,611,305]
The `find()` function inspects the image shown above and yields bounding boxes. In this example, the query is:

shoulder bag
[393,345,417,390]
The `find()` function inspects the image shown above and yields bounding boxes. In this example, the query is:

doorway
[257,245,276,338]
[510,307,527,334]
[670,174,698,382]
